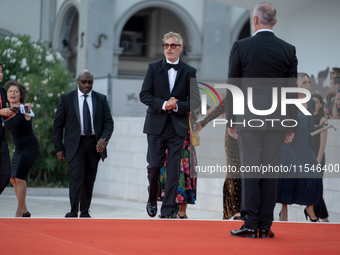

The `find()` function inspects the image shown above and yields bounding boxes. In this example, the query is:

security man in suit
[140,32,200,218]
[53,70,113,218]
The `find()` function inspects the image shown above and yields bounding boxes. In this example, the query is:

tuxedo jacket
[140,59,200,137]
[53,89,114,162]
[226,31,298,133]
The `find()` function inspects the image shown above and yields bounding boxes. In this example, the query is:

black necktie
[83,95,91,137]
[167,63,179,70]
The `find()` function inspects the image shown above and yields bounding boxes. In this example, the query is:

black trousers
[238,131,286,230]
[68,136,100,213]
[146,118,185,216]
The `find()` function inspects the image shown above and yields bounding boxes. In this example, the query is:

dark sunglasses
[80,80,93,85]
[162,43,181,49]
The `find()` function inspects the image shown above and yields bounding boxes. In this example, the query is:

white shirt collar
[166,58,180,64]
[253,29,274,36]
[78,89,92,97]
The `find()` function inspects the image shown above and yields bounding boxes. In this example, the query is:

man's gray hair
[253,2,277,27]
[162,31,183,45]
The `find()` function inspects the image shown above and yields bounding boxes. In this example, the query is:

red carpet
[1,219,339,255]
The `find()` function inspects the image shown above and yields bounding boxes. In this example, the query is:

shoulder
[320,116,327,125]
[92,90,107,99]
[63,90,77,98]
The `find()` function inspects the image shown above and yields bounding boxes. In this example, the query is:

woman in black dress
[4,81,39,217]
[277,73,323,222]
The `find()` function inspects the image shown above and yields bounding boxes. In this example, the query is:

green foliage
[0,35,76,187]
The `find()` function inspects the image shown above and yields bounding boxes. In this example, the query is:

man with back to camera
[53,70,113,218]
[226,2,298,238]
[140,31,200,218]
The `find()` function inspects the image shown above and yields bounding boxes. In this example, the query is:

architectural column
[77,0,116,77]
[199,0,232,82]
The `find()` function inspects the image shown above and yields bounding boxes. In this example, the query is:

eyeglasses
[80,80,93,85]
[162,43,181,49]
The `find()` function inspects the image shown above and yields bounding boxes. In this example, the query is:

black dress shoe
[230,227,257,238]
[259,229,275,238]
[80,211,91,218]
[23,211,31,217]
[146,202,157,217]
[159,214,175,218]
[65,211,78,218]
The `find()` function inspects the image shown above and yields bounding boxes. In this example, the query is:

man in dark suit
[140,32,200,218]
[227,3,297,238]
[53,70,113,218]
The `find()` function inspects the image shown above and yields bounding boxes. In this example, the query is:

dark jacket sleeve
[139,63,167,113]
[53,94,66,153]
[225,42,242,127]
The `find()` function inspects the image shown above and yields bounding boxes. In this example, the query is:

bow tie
[167,63,179,71]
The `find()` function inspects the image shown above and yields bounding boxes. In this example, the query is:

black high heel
[304,208,318,222]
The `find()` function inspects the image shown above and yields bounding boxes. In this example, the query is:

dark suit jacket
[0,87,8,137]
[53,89,114,162]
[226,31,298,132]
[139,59,200,137]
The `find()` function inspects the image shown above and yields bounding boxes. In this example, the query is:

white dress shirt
[162,58,179,111]
[78,89,94,135]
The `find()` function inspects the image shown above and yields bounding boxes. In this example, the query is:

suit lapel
[162,59,171,97]
[73,90,80,124]
[92,91,97,121]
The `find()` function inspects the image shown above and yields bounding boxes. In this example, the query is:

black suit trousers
[68,136,100,213]
[238,131,286,230]
[146,117,185,216]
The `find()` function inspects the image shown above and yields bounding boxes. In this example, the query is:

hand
[317,156,322,164]
[96,138,107,153]
[56,151,65,162]
[195,122,203,132]
[285,132,294,144]
[24,103,33,113]
[0,108,16,120]
[165,97,178,110]
[228,126,238,140]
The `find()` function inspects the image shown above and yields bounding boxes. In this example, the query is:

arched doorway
[118,7,189,76]
[114,1,202,77]
[53,2,79,77]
